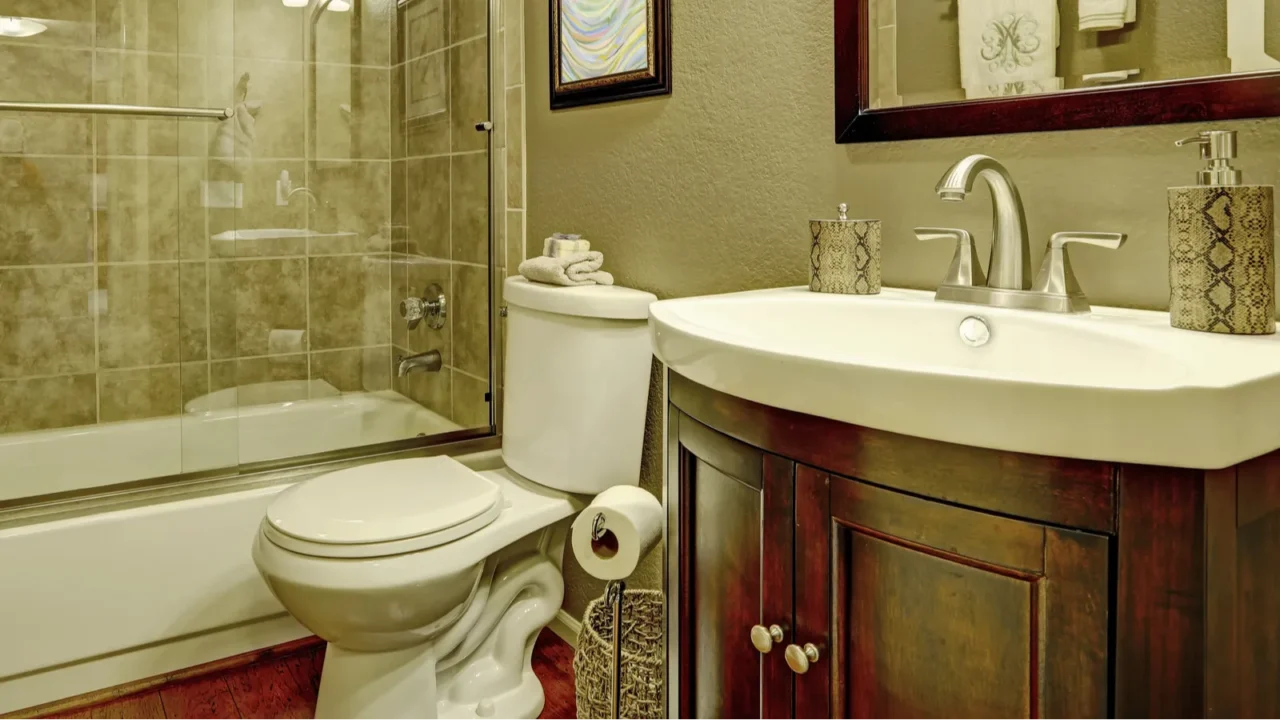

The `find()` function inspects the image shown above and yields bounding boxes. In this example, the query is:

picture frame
[550,0,672,109]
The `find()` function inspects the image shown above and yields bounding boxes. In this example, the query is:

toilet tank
[502,277,657,495]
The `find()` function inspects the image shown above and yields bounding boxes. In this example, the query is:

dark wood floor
[43,629,576,719]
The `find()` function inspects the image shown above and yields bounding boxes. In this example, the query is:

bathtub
[0,386,462,504]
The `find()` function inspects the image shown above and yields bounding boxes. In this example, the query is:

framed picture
[550,0,671,109]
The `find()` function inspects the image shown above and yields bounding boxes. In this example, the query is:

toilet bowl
[254,459,581,718]
[253,277,659,718]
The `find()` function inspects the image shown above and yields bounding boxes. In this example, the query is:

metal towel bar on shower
[0,101,234,120]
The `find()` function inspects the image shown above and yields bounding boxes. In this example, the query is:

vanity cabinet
[669,371,1280,718]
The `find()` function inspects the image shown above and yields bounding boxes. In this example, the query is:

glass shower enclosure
[0,0,501,508]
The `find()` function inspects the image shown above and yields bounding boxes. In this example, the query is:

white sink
[650,287,1280,469]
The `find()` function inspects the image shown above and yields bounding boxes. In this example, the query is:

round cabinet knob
[785,643,821,674]
[750,624,784,654]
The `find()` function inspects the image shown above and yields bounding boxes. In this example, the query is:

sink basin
[650,287,1280,469]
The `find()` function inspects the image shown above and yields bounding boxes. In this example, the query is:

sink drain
[959,316,991,347]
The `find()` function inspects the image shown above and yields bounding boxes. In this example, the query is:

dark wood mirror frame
[835,0,1280,144]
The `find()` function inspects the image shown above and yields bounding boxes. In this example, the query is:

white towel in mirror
[959,0,1061,98]
[1079,0,1136,31]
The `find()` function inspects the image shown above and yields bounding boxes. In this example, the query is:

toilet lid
[266,456,502,548]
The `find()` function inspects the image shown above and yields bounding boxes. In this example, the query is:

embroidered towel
[1079,0,1136,31]
[959,0,1060,96]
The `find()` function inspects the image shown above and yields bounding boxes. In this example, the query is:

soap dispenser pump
[1168,130,1275,335]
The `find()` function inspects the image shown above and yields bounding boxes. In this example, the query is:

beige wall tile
[0,375,97,433]
[451,152,488,264]
[93,51,207,157]
[0,157,93,266]
[95,158,180,263]
[228,59,305,158]
[407,155,450,257]
[308,254,391,350]
[99,263,181,369]
[0,266,95,379]
[506,209,523,276]
[99,365,182,422]
[96,0,180,52]
[311,346,392,392]
[451,261,487,378]
[405,256,451,357]
[395,358,451,418]
[405,52,451,157]
[452,369,489,428]
[309,160,391,251]
[505,86,523,209]
[177,159,210,260]
[390,159,408,241]
[0,46,92,155]
[316,0,394,67]
[450,0,486,43]
[232,0,305,61]
[503,0,522,86]
[180,361,209,405]
[208,258,307,358]
[401,0,448,61]
[212,353,308,392]
[391,63,408,159]
[315,65,391,160]
[449,38,488,153]
[390,254,409,349]
[179,262,209,362]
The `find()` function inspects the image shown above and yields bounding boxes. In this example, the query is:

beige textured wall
[527,2,1280,617]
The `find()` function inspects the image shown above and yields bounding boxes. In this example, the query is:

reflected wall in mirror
[837,0,1280,142]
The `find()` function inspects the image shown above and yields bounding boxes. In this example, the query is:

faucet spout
[397,349,442,377]
[935,154,1031,290]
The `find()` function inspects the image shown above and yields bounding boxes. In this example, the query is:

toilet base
[314,644,546,720]
[312,542,566,719]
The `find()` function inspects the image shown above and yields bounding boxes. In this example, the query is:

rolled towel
[518,251,615,287]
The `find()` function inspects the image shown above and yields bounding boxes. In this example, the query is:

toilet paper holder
[592,512,625,720]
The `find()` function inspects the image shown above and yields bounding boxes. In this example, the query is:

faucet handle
[915,227,986,287]
[1048,231,1127,252]
[1032,232,1127,308]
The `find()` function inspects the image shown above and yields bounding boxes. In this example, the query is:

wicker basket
[573,589,665,719]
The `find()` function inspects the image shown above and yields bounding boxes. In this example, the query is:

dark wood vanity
[669,371,1280,718]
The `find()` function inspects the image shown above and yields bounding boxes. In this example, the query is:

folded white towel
[519,251,615,287]
[1079,0,1136,31]
[959,0,1060,91]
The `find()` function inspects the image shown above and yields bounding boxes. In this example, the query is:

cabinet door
[795,467,1110,719]
[671,410,795,719]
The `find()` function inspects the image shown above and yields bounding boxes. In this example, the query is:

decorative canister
[809,203,881,295]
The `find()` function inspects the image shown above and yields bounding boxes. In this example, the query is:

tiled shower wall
[389,0,525,429]
[0,0,522,438]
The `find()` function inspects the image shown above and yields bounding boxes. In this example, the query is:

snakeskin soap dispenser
[809,203,881,295]
[1168,130,1275,335]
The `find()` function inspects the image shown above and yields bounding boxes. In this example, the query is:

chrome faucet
[397,349,442,377]
[934,154,1031,290]
[919,154,1127,314]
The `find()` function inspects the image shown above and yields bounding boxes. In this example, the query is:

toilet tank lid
[505,277,657,320]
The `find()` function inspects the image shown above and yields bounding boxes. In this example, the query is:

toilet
[252,277,657,719]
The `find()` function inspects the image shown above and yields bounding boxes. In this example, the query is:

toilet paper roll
[571,486,663,581]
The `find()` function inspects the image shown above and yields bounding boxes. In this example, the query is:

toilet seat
[263,456,504,559]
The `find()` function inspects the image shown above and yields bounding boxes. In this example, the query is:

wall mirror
[836,0,1280,142]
